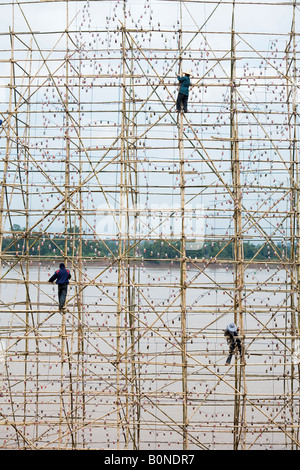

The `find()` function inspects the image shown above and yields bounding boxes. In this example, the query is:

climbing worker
[176,70,191,113]
[48,262,71,310]
[224,322,242,365]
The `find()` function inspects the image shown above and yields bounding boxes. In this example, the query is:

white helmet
[227,322,237,333]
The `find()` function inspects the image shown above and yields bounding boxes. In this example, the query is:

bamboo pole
[286,0,299,449]
[230,0,247,449]
[177,1,188,450]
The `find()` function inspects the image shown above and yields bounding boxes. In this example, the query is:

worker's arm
[177,76,184,82]
[48,271,58,283]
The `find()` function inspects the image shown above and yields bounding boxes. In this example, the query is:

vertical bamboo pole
[294,1,300,446]
[64,2,70,269]
[9,31,39,447]
[25,36,41,445]
[3,18,22,449]
[126,36,140,449]
[0,7,20,447]
[124,39,130,447]
[116,0,128,448]
[76,38,85,449]
[131,47,140,450]
[24,38,34,447]
[178,0,188,450]
[8,26,30,449]
[59,0,71,448]
[286,0,299,449]
[179,110,188,450]
[230,0,247,450]
[286,31,294,453]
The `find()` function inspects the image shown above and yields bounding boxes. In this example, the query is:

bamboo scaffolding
[0,0,299,451]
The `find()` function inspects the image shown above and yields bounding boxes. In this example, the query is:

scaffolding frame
[0,0,299,450]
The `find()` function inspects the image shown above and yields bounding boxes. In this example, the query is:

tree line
[0,224,290,262]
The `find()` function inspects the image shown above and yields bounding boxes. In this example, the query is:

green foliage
[0,226,289,262]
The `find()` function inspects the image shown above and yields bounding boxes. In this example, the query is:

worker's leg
[58,283,68,309]
[236,337,242,357]
[225,354,232,365]
[176,93,184,111]
[58,285,62,307]
[182,95,188,112]
[225,338,235,365]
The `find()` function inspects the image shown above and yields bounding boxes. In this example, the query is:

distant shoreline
[15,259,286,271]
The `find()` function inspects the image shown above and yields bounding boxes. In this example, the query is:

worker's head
[184,69,191,76]
[227,322,237,333]
[59,263,65,269]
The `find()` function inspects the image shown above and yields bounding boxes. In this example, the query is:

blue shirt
[177,75,191,96]
[49,267,71,284]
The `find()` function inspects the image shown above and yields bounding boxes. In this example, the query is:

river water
[0,263,297,449]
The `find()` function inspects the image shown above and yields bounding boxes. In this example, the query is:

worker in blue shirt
[176,70,191,113]
[48,263,71,309]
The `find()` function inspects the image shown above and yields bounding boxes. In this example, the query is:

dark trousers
[176,93,188,112]
[225,333,242,364]
[58,283,68,309]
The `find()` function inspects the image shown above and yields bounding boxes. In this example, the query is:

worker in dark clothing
[176,70,191,113]
[224,322,242,365]
[48,263,71,310]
